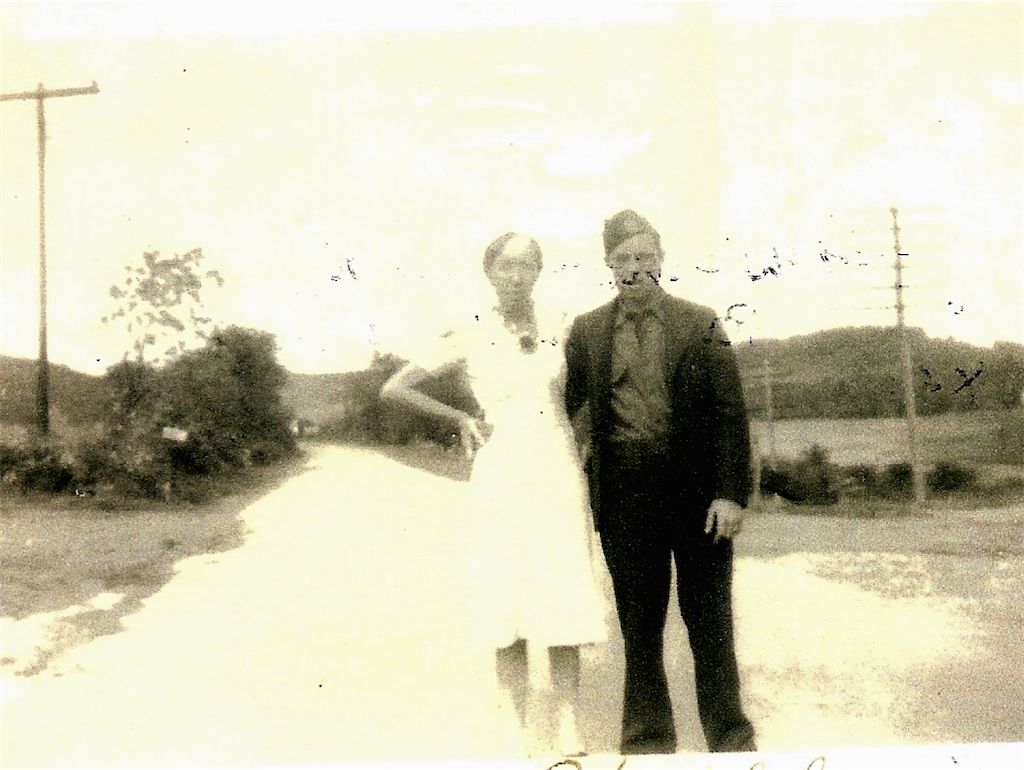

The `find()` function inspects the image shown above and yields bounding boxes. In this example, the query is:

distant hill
[4,327,1021,431]
[292,328,1023,431]
[735,327,1024,419]
[0,356,106,427]
[0,357,369,430]
[280,371,368,425]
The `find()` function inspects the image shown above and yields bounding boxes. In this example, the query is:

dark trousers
[599,448,755,754]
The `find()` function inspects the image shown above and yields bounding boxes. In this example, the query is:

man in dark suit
[564,209,756,755]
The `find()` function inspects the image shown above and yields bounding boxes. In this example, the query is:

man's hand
[705,498,745,543]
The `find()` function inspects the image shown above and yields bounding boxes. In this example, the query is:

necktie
[624,308,647,347]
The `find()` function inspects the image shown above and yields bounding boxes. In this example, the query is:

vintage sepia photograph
[1,3,1022,768]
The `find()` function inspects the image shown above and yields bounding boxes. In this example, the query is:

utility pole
[2,81,99,437]
[763,356,776,467]
[891,207,926,506]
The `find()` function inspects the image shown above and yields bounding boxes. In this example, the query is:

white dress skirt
[415,307,608,652]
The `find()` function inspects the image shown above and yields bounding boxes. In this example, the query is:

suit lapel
[662,293,694,391]
[592,299,618,432]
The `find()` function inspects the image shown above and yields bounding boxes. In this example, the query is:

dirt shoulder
[0,451,309,676]
[737,505,1024,744]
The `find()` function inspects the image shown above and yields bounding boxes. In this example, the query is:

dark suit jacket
[564,292,752,528]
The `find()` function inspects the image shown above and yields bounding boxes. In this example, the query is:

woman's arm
[380,361,486,456]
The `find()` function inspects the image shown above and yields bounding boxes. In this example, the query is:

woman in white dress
[380,232,606,754]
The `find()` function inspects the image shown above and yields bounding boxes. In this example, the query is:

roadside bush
[70,438,115,489]
[72,435,170,499]
[94,360,174,496]
[0,442,29,477]
[248,438,292,465]
[3,327,297,503]
[74,326,297,501]
[112,464,170,500]
[841,463,881,497]
[927,461,977,493]
[163,434,223,475]
[72,435,229,502]
[763,443,840,504]
[881,462,913,499]
[1,442,76,493]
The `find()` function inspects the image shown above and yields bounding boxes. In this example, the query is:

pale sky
[2,2,1021,375]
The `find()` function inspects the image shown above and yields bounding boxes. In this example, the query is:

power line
[2,81,99,436]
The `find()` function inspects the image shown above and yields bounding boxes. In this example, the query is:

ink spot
[953,364,983,394]
[921,366,942,392]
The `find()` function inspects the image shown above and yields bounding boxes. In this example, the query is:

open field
[750,410,1018,466]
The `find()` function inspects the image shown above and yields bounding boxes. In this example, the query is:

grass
[0,451,308,623]
[761,483,1024,518]
[751,410,1016,466]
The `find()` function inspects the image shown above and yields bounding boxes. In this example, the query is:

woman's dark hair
[483,232,543,273]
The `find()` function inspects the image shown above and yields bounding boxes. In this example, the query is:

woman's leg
[495,639,529,728]
[550,644,581,696]
[550,645,584,754]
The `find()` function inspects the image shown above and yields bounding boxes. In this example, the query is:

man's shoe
[714,727,757,753]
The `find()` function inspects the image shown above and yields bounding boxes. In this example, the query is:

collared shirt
[609,286,671,448]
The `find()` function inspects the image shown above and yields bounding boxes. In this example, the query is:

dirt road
[1,444,1020,766]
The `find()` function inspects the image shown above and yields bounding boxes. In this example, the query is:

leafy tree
[158,326,296,471]
[87,326,295,497]
[102,359,160,437]
[102,248,223,365]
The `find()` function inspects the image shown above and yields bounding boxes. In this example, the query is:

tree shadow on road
[370,443,473,482]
